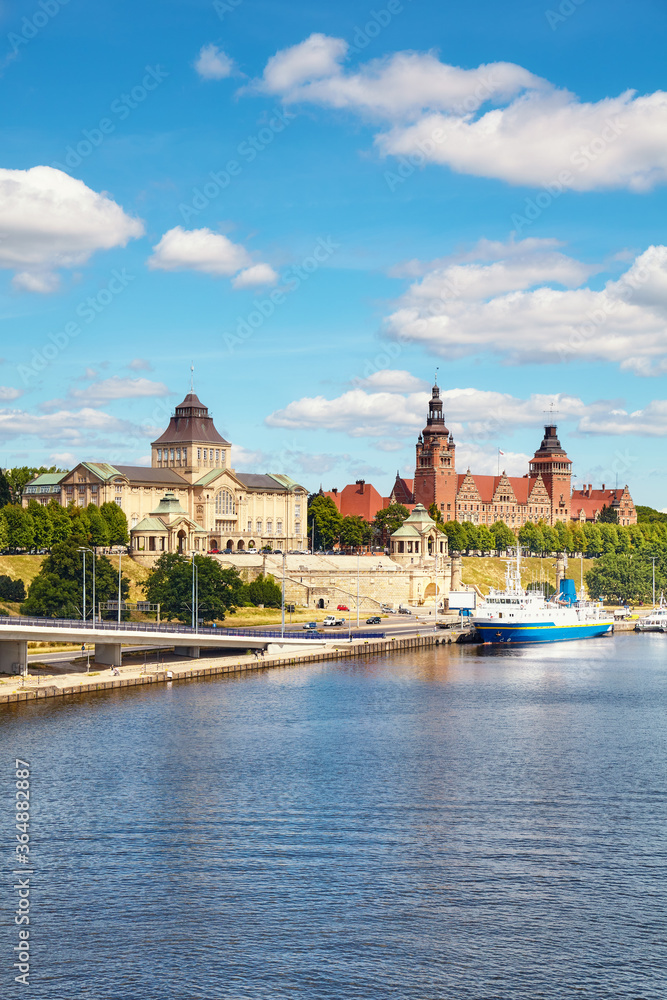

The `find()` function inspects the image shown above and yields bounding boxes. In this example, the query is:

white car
[323,615,345,626]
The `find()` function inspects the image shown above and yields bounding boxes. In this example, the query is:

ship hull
[474,620,614,644]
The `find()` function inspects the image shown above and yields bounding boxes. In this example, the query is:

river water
[1,633,666,999]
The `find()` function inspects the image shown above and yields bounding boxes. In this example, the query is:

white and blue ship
[471,551,614,645]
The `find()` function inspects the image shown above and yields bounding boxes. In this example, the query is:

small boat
[635,595,667,633]
[472,549,614,645]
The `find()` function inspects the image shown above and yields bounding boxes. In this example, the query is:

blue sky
[1,0,666,505]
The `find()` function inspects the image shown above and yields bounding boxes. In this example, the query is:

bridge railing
[0,615,386,642]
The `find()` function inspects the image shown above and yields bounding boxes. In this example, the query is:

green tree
[243,573,283,608]
[0,470,11,508]
[598,504,619,523]
[47,499,72,544]
[100,502,130,545]
[373,503,410,546]
[26,500,53,550]
[307,495,343,550]
[2,505,34,551]
[599,522,618,554]
[490,520,515,552]
[21,539,129,619]
[554,520,573,553]
[477,525,495,553]
[87,503,110,549]
[461,521,479,553]
[519,521,543,554]
[583,523,603,556]
[143,552,243,623]
[339,515,373,551]
[585,553,656,603]
[68,504,91,544]
[441,519,467,552]
[0,575,26,601]
[569,521,586,554]
[636,505,667,524]
[540,523,558,554]
[428,502,443,524]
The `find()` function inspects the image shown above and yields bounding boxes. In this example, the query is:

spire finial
[434,367,439,387]
[190,362,194,393]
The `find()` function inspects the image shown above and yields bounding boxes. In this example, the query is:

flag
[499,449,505,455]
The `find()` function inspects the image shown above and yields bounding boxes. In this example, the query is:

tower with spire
[413,379,457,515]
[528,424,572,522]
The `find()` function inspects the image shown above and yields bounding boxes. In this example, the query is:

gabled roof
[194,468,228,487]
[80,462,122,481]
[456,473,543,505]
[570,488,625,519]
[392,475,415,505]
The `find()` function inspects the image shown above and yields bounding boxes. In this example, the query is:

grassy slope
[462,555,595,595]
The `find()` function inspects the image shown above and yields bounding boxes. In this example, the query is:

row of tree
[0,500,129,553]
[307,493,667,558]
[19,546,282,622]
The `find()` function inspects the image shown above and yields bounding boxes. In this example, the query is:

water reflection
[1,634,665,999]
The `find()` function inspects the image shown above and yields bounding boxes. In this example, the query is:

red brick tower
[528,425,572,524]
[413,382,458,518]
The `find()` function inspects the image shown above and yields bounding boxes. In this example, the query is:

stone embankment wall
[0,633,461,707]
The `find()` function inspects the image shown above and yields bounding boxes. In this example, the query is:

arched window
[214,489,235,516]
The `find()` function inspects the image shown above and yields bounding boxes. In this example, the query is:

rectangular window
[256,520,262,533]
[115,497,122,506]
[176,448,181,461]
[183,448,187,464]
[170,449,175,462]
[197,448,201,460]
[266,520,272,534]
[447,503,451,511]
[216,450,220,462]
[277,521,283,535]
[295,522,301,535]
[157,449,162,462]
[294,504,301,517]
[248,521,252,532]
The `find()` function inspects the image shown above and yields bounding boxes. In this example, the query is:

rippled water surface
[2,633,666,999]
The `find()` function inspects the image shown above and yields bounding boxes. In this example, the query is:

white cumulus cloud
[195,44,234,80]
[148,226,275,287]
[232,263,278,288]
[384,240,667,374]
[266,380,667,439]
[0,166,144,291]
[251,37,667,192]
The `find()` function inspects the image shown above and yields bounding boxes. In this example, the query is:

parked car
[337,604,349,611]
[303,621,318,630]
[398,608,412,615]
[366,616,381,624]
[272,550,283,556]
[323,615,345,626]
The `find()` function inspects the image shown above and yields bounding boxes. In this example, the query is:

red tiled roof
[324,483,388,521]
[570,488,623,519]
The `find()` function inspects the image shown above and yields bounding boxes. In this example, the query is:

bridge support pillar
[182,646,200,658]
[95,643,122,667]
[0,640,27,674]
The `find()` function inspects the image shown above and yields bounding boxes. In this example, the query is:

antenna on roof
[543,399,559,422]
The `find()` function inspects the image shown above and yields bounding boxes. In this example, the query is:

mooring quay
[0,615,386,672]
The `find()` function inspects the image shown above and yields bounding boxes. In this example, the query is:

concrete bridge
[0,615,339,672]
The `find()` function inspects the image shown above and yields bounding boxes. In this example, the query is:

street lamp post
[435,546,438,630]
[78,546,96,624]
[191,553,195,631]
[281,551,286,638]
[356,549,360,630]
[117,551,122,625]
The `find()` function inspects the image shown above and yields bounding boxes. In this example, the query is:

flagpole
[497,448,500,477]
